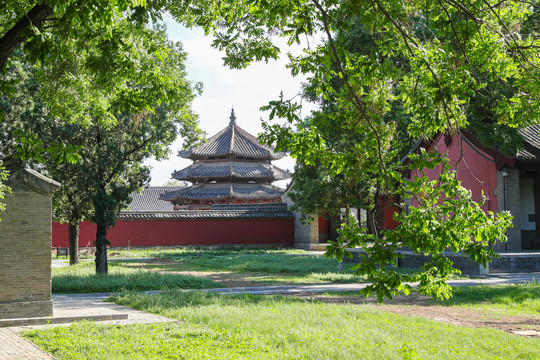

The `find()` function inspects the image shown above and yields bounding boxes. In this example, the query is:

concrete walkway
[1,294,175,360]
[2,272,539,359]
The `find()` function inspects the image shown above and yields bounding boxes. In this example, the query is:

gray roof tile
[118,201,294,220]
[159,183,285,202]
[179,116,284,160]
[517,125,540,161]
[125,187,180,212]
[172,161,290,182]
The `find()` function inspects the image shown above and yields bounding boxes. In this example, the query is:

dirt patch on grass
[121,259,271,288]
[289,292,540,337]
[186,272,267,288]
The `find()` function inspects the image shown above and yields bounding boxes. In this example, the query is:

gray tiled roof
[159,183,285,202]
[117,209,294,220]
[210,203,289,211]
[124,187,181,212]
[172,161,290,182]
[179,118,284,160]
[517,125,540,161]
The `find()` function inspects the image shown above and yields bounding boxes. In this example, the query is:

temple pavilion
[161,109,290,210]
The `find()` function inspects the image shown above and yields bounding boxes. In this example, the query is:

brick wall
[0,163,59,320]
[0,189,53,319]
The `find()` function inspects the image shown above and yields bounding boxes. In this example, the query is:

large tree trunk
[0,3,53,70]
[95,224,109,274]
[68,222,80,265]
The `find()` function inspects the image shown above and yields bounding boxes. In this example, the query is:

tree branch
[0,3,53,70]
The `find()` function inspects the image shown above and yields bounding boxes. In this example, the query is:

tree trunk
[0,3,53,70]
[68,222,79,265]
[367,209,378,238]
[95,224,109,274]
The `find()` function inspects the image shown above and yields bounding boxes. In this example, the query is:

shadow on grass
[143,246,302,259]
[134,254,352,275]
[52,262,221,294]
[447,283,540,306]
[112,289,312,312]
[317,282,540,311]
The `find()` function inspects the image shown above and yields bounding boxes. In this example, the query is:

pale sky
[144,18,319,187]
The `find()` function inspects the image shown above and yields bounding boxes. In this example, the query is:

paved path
[3,271,540,359]
[0,328,53,360]
[195,272,540,295]
[1,294,174,360]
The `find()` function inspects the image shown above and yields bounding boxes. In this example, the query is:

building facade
[407,125,540,251]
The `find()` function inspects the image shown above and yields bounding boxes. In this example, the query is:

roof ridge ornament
[229,107,236,125]
[229,107,236,155]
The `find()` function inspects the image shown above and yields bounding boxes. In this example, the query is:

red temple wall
[318,215,330,234]
[410,134,498,213]
[52,218,295,248]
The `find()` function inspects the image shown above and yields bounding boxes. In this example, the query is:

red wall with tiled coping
[52,218,295,248]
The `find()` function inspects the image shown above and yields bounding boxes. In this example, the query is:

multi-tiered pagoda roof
[161,109,290,209]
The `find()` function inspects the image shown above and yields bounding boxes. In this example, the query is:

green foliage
[52,262,220,293]
[1,22,202,272]
[251,1,535,300]
[0,3,203,223]
[0,161,9,212]
[326,151,512,301]
[2,0,539,296]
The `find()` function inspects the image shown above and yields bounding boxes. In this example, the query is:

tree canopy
[2,0,539,296]
[1,20,201,273]
[246,0,535,299]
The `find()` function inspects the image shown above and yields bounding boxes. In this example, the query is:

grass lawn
[319,282,540,316]
[125,251,365,284]
[67,246,308,259]
[53,247,458,291]
[24,291,540,359]
[52,262,221,294]
[447,283,540,316]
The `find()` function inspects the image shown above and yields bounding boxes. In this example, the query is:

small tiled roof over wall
[517,124,540,161]
[125,187,180,212]
[120,186,293,220]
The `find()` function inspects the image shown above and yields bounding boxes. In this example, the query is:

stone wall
[494,167,522,251]
[0,163,59,319]
[283,195,319,249]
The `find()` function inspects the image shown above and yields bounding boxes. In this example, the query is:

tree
[2,0,540,296]
[0,1,199,224]
[163,179,188,187]
[199,0,538,300]
[1,22,201,273]
[59,23,200,274]
[285,20,414,236]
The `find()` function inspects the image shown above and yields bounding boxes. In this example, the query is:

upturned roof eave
[159,184,286,203]
[171,162,291,181]
[178,151,285,161]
